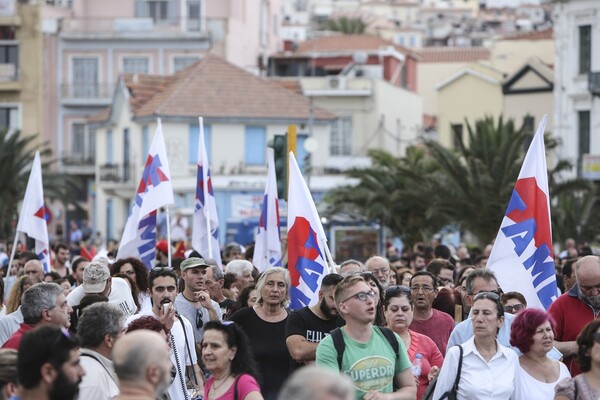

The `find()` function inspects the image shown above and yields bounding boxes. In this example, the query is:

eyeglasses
[386,285,411,297]
[195,309,204,329]
[410,285,434,293]
[341,290,376,303]
[474,291,501,302]
[503,303,525,313]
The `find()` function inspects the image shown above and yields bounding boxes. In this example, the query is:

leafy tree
[0,129,81,240]
[322,17,367,34]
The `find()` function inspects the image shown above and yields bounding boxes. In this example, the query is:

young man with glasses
[174,257,222,344]
[126,267,203,400]
[408,271,455,356]
[316,275,416,400]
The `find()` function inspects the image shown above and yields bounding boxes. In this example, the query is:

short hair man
[15,325,85,400]
[77,302,125,400]
[549,255,600,376]
[53,243,71,278]
[316,275,416,399]
[70,257,90,287]
[23,260,45,281]
[223,242,243,264]
[3,283,73,350]
[365,256,391,289]
[425,258,455,288]
[338,259,364,276]
[113,330,172,400]
[174,257,222,343]
[408,271,455,355]
[225,259,255,289]
[0,276,42,346]
[562,259,577,293]
[286,273,344,370]
[204,262,235,318]
[127,268,203,399]
[66,259,136,317]
[409,253,426,272]
[277,366,355,400]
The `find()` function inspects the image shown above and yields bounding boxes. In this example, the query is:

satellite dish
[352,51,368,65]
[303,137,319,153]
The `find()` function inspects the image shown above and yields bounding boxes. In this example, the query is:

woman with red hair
[510,308,570,399]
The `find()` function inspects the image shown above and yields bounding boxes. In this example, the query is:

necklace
[211,374,232,393]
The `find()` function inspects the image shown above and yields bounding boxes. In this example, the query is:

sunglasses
[503,303,525,313]
[474,291,501,301]
[385,285,411,297]
[341,290,376,303]
[196,309,204,329]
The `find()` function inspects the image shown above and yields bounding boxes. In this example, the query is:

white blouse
[514,361,570,399]
[433,336,519,400]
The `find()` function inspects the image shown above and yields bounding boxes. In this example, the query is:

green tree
[0,129,81,240]
[322,17,367,34]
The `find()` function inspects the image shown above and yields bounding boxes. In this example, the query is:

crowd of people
[0,237,598,400]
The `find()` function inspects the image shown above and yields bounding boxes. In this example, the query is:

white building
[553,0,600,182]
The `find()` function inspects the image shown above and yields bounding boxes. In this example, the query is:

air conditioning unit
[328,76,346,89]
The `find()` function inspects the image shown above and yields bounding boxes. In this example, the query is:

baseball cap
[180,257,210,273]
[156,240,169,254]
[83,259,110,293]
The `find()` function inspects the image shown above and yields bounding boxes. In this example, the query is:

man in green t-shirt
[316,275,416,400]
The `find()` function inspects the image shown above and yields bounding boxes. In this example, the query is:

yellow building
[0,2,42,145]
[436,62,504,149]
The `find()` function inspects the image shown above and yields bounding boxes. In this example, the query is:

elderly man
[15,325,85,400]
[77,302,125,400]
[549,255,600,376]
[23,260,45,281]
[2,282,72,350]
[66,259,136,317]
[338,259,364,276]
[365,256,391,289]
[113,330,172,400]
[203,262,235,318]
[226,259,255,289]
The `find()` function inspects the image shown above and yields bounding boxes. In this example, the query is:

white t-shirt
[126,309,197,400]
[514,361,570,399]
[67,277,137,317]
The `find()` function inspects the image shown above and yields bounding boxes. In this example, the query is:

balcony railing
[61,83,113,101]
[99,163,132,183]
[62,151,95,166]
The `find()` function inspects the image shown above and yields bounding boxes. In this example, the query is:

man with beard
[113,330,172,400]
[15,325,85,400]
[126,268,203,400]
[286,273,344,371]
[52,243,71,278]
[549,255,600,376]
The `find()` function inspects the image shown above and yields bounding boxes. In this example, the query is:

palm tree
[0,129,81,240]
[323,17,367,34]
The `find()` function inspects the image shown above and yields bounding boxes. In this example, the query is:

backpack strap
[452,345,464,394]
[375,326,400,391]
[330,327,345,371]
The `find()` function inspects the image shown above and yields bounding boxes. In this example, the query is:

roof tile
[415,47,490,63]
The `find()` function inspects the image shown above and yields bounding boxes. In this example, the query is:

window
[188,123,211,164]
[122,57,150,74]
[173,56,200,73]
[71,123,86,155]
[186,0,201,32]
[579,25,591,75]
[578,110,590,175]
[123,128,130,181]
[0,42,18,80]
[451,123,463,150]
[107,129,113,163]
[70,123,95,163]
[72,57,99,98]
[330,117,352,156]
[245,126,266,165]
[0,105,19,132]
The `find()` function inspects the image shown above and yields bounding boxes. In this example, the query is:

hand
[158,302,176,331]
[194,290,212,309]
[362,391,387,400]
[428,366,440,382]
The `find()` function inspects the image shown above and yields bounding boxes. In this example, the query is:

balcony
[99,163,133,183]
[61,151,95,175]
[60,83,113,105]
[0,62,19,91]
[589,72,600,96]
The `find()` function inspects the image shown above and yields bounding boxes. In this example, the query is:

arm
[243,392,264,400]
[197,292,220,321]
[286,335,319,362]
[554,340,578,358]
[315,337,341,372]
[186,364,204,391]
[361,368,417,400]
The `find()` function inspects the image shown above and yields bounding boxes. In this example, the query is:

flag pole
[165,206,172,268]
[199,116,213,259]
[320,237,336,274]
[7,231,19,276]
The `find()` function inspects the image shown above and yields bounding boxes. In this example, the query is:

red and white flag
[117,119,174,268]
[191,117,222,267]
[252,148,282,272]
[287,152,332,309]
[16,152,50,272]
[488,115,559,309]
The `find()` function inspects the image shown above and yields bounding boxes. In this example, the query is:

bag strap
[331,327,345,371]
[233,375,241,400]
[376,326,399,361]
[451,345,464,394]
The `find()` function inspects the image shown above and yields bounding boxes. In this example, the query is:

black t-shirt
[218,298,236,320]
[285,306,342,371]
[229,307,290,400]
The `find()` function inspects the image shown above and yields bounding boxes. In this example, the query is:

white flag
[192,117,222,267]
[16,152,50,272]
[488,115,558,309]
[117,119,174,268]
[253,148,282,272]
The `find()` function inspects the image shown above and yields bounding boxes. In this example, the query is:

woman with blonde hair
[5,275,41,314]
[229,267,290,400]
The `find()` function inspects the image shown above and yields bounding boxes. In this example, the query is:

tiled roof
[501,29,553,41]
[415,47,490,63]
[128,55,336,121]
[295,34,413,56]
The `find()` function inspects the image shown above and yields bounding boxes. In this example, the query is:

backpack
[330,326,400,391]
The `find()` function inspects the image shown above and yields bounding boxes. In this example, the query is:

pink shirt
[203,373,261,400]
[407,329,444,399]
